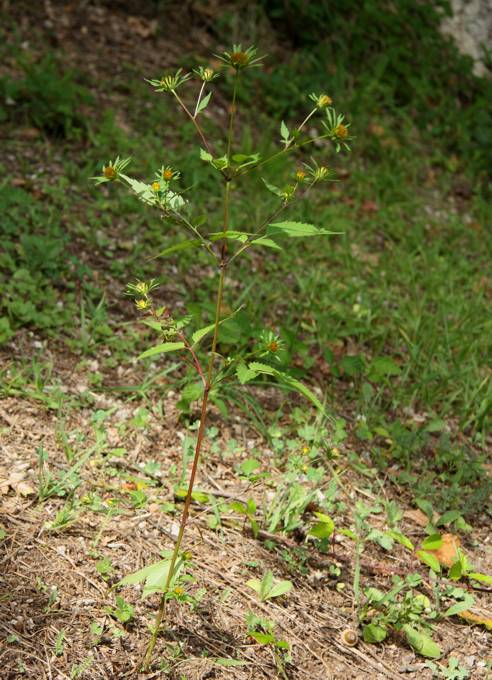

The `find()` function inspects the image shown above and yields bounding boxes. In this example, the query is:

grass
[0,6,491,524]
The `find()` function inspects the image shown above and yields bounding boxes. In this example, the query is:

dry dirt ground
[0,356,491,680]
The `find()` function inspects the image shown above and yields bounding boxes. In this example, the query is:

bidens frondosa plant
[93,44,352,670]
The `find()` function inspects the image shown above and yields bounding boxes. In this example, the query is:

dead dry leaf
[404,509,429,527]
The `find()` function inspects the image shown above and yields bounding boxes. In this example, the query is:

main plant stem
[142,265,225,671]
[142,72,237,673]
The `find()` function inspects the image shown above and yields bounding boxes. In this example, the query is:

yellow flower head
[103,166,117,180]
[135,299,150,311]
[162,168,174,181]
[230,51,249,68]
[295,169,306,182]
[203,68,215,82]
[267,340,279,353]
[317,94,332,109]
[174,587,184,596]
[334,123,348,140]
[151,181,160,192]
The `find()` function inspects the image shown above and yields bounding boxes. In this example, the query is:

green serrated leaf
[268,221,341,238]
[436,510,461,527]
[250,236,283,250]
[138,342,185,360]
[154,238,202,258]
[280,120,289,141]
[236,362,258,385]
[250,632,275,645]
[261,178,285,198]
[196,91,211,114]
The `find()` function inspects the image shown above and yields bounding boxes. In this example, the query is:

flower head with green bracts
[322,108,353,152]
[309,93,333,109]
[147,69,192,93]
[215,44,265,71]
[92,156,131,185]
[193,66,220,83]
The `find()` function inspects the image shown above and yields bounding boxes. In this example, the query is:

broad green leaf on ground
[416,549,441,573]
[308,512,335,539]
[363,623,387,643]
[444,593,475,617]
[468,572,492,585]
[385,530,414,550]
[403,625,441,659]
[118,557,185,599]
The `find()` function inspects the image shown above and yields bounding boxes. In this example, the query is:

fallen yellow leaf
[423,533,461,568]
[458,610,492,631]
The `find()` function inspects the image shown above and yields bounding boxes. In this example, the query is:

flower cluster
[126,279,159,312]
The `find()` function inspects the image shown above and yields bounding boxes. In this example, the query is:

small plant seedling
[246,613,291,679]
[360,574,442,659]
[95,556,114,581]
[246,569,292,601]
[54,629,66,657]
[105,595,135,624]
[94,43,351,669]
